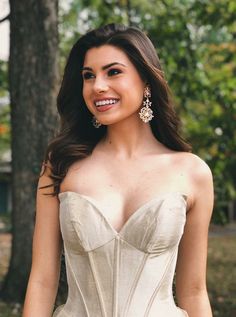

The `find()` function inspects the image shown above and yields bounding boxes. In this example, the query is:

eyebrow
[81,62,127,72]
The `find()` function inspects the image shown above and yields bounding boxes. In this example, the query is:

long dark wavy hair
[40,23,191,195]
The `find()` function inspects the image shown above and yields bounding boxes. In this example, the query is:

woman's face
[82,44,146,125]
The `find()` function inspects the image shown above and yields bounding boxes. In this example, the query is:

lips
[96,104,115,112]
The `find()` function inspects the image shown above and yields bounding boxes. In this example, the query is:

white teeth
[95,99,118,106]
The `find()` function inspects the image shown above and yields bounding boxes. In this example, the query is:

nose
[93,75,109,94]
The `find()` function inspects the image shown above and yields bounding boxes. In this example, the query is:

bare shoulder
[183,153,214,211]
[171,151,213,207]
[60,156,91,191]
[178,152,212,182]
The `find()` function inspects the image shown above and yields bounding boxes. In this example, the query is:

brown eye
[82,72,95,80]
[108,68,122,76]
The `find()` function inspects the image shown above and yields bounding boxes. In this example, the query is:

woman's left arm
[176,157,214,317]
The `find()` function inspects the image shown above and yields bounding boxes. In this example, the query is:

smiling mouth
[94,99,119,107]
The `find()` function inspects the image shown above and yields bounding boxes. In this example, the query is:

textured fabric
[53,191,189,317]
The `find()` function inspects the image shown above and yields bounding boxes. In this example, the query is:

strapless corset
[53,191,189,317]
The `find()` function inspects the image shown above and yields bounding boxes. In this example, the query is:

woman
[23,23,214,317]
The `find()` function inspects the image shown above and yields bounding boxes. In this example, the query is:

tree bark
[1,0,59,302]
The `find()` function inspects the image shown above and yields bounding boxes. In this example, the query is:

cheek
[122,76,144,101]
[82,85,94,112]
[82,85,89,102]
[122,83,144,105]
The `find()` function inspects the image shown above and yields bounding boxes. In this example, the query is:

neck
[99,116,160,159]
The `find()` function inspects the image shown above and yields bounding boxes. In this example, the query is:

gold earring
[92,116,102,128]
[139,86,154,123]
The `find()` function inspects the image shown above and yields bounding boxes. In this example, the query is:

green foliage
[0,60,10,159]
[0,61,8,95]
[0,104,11,160]
[208,236,236,316]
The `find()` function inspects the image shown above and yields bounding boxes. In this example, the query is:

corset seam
[71,220,116,252]
[119,235,181,256]
[88,252,107,317]
[64,248,90,317]
[123,252,149,317]
[112,236,120,317]
[144,245,178,316]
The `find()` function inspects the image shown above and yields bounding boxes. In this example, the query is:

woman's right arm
[23,163,62,317]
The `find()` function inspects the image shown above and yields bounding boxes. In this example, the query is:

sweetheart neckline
[58,191,188,235]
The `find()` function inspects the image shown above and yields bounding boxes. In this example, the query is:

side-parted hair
[41,23,191,195]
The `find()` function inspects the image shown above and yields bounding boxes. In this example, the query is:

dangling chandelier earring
[92,116,102,128]
[139,85,154,123]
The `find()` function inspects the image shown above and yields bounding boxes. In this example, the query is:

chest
[60,157,188,233]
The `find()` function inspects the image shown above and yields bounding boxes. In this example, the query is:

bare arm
[23,163,62,317]
[176,157,214,317]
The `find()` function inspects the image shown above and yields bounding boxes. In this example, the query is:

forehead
[83,44,131,67]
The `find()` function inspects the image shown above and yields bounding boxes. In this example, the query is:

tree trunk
[1,0,59,302]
